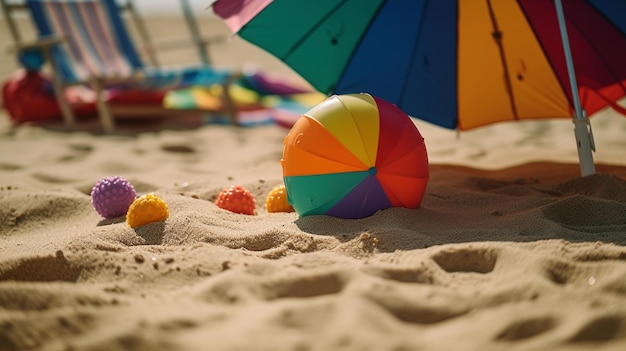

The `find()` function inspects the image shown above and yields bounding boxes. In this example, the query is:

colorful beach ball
[281,93,429,219]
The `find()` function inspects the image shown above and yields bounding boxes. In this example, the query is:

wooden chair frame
[1,0,237,132]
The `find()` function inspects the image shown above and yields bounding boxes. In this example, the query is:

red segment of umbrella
[520,0,626,117]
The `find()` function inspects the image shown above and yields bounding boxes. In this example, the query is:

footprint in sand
[56,143,94,162]
[0,250,81,282]
[193,269,347,305]
[542,195,626,231]
[31,172,77,184]
[0,163,22,171]
[161,144,196,154]
[495,316,556,341]
[569,315,626,342]
[431,247,498,274]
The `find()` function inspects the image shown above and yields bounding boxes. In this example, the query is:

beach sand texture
[1,14,626,351]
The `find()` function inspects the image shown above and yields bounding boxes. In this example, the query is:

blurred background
[0,0,306,83]
[132,0,213,15]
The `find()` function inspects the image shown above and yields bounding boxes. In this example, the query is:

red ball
[215,185,256,215]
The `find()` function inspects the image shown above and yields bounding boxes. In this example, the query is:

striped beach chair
[3,0,237,131]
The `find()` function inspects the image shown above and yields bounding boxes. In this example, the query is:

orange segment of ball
[215,185,256,215]
[265,185,294,213]
[126,194,170,228]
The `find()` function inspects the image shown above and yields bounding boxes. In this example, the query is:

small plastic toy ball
[126,194,170,228]
[91,176,137,219]
[265,185,294,213]
[215,185,256,215]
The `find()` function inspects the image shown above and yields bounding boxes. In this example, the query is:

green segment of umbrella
[238,0,386,93]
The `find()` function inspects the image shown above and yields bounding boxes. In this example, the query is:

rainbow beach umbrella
[213,0,626,177]
[281,93,428,219]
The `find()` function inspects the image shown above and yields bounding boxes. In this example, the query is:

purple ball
[91,176,137,219]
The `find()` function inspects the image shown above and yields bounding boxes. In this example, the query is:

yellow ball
[126,194,169,228]
[265,185,294,213]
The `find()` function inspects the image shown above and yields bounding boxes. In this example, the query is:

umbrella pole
[554,0,596,176]
[181,0,211,65]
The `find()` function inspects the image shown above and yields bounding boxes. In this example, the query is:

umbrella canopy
[282,93,428,218]
[213,0,626,175]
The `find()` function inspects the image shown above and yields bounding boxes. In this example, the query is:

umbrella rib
[281,1,348,61]
[486,0,519,120]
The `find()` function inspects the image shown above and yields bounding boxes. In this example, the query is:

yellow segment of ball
[265,185,294,213]
[126,194,170,228]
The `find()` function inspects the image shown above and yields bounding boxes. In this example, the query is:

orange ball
[215,185,256,215]
[265,185,294,213]
[126,194,169,228]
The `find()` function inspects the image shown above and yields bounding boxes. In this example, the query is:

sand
[1,14,626,351]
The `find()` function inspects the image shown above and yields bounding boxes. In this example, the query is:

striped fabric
[27,0,229,88]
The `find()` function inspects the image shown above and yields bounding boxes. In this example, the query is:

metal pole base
[573,118,596,177]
